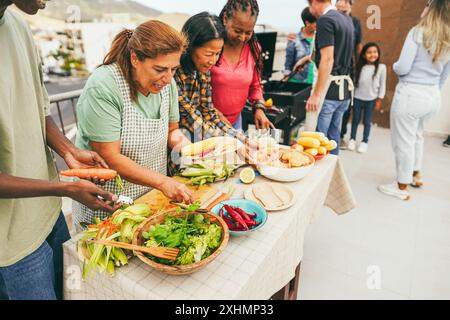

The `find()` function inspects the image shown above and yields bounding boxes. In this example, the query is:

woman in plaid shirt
[175,12,248,144]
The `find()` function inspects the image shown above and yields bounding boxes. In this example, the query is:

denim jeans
[0,212,71,300]
[350,98,376,143]
[340,104,352,138]
[232,114,243,130]
[316,99,351,155]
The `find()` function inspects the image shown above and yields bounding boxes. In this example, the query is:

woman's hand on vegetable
[254,109,274,130]
[65,179,121,212]
[64,148,110,184]
[160,177,194,204]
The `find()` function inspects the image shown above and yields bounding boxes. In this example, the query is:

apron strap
[107,63,134,111]
[330,75,355,105]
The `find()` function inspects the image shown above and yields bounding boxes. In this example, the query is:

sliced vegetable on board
[178,161,238,186]
[206,193,230,211]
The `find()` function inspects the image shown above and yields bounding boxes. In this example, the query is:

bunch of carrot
[219,204,259,231]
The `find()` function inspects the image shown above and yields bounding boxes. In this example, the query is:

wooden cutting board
[134,176,218,213]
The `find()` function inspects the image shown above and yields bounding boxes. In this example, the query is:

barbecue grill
[242,31,312,145]
[257,31,312,123]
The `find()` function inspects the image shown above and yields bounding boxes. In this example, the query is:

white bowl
[257,151,315,182]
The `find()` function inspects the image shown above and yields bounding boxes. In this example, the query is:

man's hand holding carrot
[63,148,110,184]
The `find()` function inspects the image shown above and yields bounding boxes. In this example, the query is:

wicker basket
[132,211,229,275]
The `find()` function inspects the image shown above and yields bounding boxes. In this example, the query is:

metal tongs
[277,59,311,90]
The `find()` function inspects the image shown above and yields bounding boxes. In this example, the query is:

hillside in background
[38,0,161,23]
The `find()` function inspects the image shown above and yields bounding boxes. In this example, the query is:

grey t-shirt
[355,64,387,101]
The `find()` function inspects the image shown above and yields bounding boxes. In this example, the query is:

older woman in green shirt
[74,20,194,229]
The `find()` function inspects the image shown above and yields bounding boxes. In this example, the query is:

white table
[63,155,355,300]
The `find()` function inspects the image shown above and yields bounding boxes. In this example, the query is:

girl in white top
[348,42,386,153]
[379,0,450,201]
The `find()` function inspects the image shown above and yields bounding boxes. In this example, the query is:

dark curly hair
[219,0,263,77]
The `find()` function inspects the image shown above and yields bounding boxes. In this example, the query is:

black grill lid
[256,31,277,81]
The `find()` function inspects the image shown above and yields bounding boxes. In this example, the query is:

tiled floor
[298,126,450,300]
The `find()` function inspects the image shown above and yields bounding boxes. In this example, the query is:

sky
[135,0,309,32]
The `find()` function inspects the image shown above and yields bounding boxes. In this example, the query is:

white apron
[73,63,170,230]
[304,74,354,131]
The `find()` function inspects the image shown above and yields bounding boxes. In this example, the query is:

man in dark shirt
[305,0,354,155]
[337,0,363,149]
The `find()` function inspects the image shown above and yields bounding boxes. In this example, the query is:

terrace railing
[49,89,82,136]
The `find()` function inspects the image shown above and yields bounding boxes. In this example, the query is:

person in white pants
[378,0,450,200]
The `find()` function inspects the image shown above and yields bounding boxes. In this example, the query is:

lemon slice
[240,167,256,184]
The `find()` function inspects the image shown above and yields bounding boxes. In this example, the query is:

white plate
[257,161,314,182]
[244,182,296,211]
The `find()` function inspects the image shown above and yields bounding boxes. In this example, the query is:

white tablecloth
[63,155,355,300]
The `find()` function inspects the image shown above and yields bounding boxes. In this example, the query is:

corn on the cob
[181,137,218,156]
[305,148,319,156]
[291,144,304,152]
[297,137,321,149]
[300,131,325,140]
[318,146,327,155]
[325,140,337,151]
[320,137,330,146]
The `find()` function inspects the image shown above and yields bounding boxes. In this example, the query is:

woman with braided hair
[211,0,274,130]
